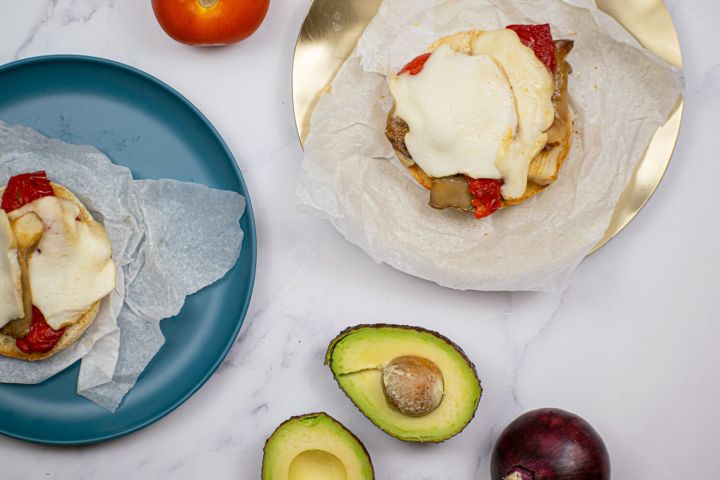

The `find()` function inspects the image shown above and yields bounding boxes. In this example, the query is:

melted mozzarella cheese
[9,196,115,330]
[0,211,24,328]
[389,44,518,180]
[472,29,555,199]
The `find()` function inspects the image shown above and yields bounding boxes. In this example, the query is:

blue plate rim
[0,54,258,446]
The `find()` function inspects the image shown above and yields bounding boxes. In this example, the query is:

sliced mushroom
[386,115,415,166]
[528,145,563,186]
[0,213,45,338]
[429,176,473,212]
[545,40,574,146]
[11,212,44,251]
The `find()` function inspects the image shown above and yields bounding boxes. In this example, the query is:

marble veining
[0,0,719,478]
[13,0,117,60]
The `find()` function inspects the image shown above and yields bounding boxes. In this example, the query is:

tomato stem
[197,0,218,8]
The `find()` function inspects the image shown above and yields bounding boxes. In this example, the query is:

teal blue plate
[0,55,257,445]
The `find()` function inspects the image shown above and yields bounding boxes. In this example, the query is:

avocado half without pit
[325,324,482,442]
[262,412,374,480]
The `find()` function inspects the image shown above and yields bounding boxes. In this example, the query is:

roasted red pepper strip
[16,307,66,354]
[506,24,557,73]
[1,171,55,213]
[466,178,504,219]
[398,52,432,76]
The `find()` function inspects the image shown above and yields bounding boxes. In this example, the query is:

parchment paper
[0,122,245,411]
[297,0,683,291]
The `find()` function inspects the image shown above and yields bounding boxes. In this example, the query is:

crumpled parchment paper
[297,0,684,291]
[0,122,245,411]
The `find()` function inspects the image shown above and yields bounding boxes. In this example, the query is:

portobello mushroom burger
[386,24,574,218]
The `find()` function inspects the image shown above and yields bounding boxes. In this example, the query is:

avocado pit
[382,355,444,417]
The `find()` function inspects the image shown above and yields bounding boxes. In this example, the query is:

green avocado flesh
[262,413,374,480]
[325,325,482,443]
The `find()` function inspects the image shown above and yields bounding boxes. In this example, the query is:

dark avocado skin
[325,324,482,443]
[262,412,375,478]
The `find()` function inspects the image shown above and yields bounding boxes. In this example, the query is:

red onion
[491,408,610,480]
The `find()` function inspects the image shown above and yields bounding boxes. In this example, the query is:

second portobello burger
[0,171,115,361]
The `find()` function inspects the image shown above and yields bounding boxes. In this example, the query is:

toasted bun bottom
[0,183,103,361]
[391,30,574,210]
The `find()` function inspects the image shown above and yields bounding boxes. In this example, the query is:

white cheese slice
[389,44,518,180]
[0,211,24,329]
[9,196,115,330]
[472,29,555,199]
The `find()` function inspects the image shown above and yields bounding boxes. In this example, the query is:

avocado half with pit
[262,412,374,480]
[325,324,482,443]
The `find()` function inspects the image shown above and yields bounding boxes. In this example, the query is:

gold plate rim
[291,0,684,254]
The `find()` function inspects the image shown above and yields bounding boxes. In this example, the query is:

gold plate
[292,0,683,251]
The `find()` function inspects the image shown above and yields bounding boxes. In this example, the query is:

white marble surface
[0,0,718,478]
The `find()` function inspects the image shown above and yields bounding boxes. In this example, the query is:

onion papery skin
[491,408,610,480]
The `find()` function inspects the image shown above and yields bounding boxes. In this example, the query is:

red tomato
[151,0,270,46]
